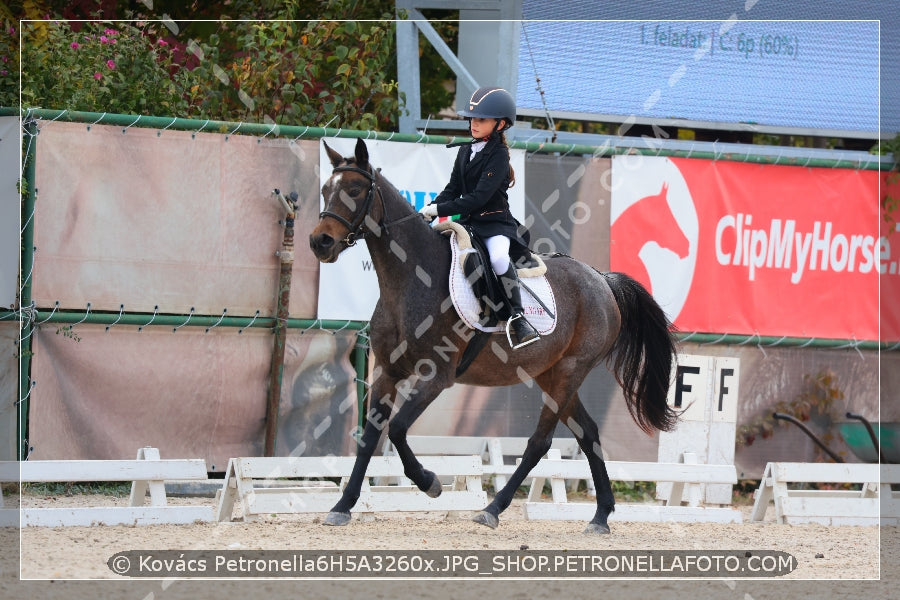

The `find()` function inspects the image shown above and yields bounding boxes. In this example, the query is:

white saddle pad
[436,222,558,335]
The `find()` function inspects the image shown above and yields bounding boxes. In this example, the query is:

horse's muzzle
[310,232,338,263]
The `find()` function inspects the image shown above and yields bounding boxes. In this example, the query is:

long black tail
[602,271,679,434]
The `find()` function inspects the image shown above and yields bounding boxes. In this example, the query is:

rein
[319,164,420,246]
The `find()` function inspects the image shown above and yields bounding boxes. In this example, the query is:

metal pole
[354,329,369,432]
[25,309,364,331]
[18,117,38,459]
[264,191,298,457]
[7,108,889,171]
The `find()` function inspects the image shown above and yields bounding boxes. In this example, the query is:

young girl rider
[418,86,540,349]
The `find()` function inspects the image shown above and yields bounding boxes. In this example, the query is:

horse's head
[310,138,384,263]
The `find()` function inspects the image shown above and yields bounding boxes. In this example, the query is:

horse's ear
[354,138,369,167]
[322,140,344,168]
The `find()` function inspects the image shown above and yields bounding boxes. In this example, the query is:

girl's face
[470,117,499,139]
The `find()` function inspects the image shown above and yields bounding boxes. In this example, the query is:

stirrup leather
[506,314,540,349]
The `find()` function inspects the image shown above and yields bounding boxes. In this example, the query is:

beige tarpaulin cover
[32,121,321,318]
[0,322,16,461]
[28,325,358,469]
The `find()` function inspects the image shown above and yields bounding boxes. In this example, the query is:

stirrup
[506,314,540,350]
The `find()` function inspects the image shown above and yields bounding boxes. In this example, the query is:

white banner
[316,139,526,321]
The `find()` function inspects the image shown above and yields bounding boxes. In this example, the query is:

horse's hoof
[425,475,443,498]
[583,522,611,535]
[472,511,499,529]
[323,511,351,526]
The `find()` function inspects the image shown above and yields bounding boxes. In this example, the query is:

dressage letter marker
[658,354,740,505]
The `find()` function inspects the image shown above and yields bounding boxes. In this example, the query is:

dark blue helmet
[458,86,516,130]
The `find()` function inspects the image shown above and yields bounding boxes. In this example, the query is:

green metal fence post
[19,116,37,460]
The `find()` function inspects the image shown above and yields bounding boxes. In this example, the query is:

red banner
[611,156,884,340]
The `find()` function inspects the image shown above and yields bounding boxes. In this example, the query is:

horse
[309,138,679,534]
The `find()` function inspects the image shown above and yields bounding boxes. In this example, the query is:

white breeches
[485,235,511,275]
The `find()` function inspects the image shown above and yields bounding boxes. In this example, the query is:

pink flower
[94,72,102,80]
[70,41,79,49]
[158,39,168,46]
[100,35,108,43]
[104,28,117,36]
[106,59,115,69]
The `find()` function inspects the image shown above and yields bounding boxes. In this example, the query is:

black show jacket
[432,134,528,248]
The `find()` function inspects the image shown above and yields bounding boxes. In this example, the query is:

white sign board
[658,353,740,505]
[316,139,526,321]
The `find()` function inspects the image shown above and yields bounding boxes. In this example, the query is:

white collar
[469,140,487,158]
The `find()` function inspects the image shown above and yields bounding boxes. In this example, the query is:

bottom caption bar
[108,550,796,578]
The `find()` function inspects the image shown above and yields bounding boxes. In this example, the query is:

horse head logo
[610,158,698,321]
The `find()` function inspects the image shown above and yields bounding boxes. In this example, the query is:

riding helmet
[458,86,516,130]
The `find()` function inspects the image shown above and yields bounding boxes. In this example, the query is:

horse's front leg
[386,378,446,498]
[323,380,394,526]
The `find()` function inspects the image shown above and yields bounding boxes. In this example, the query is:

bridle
[319,164,379,247]
[319,163,421,246]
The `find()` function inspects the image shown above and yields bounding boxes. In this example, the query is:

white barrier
[215,455,487,522]
[750,462,898,526]
[522,450,742,524]
[382,435,591,493]
[884,464,900,525]
[6,447,213,527]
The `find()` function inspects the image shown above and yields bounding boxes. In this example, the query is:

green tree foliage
[9,1,441,131]
[19,20,190,115]
[184,18,398,129]
[0,21,15,106]
[875,134,900,227]
[5,0,461,131]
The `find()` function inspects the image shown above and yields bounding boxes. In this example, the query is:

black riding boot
[499,265,540,349]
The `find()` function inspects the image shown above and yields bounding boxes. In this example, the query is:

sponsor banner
[316,139,526,321]
[611,156,880,340]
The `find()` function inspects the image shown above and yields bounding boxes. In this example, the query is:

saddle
[434,221,558,375]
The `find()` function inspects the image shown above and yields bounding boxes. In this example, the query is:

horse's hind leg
[472,402,559,529]
[564,395,616,534]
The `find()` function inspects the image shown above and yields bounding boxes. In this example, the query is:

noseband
[319,164,378,247]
